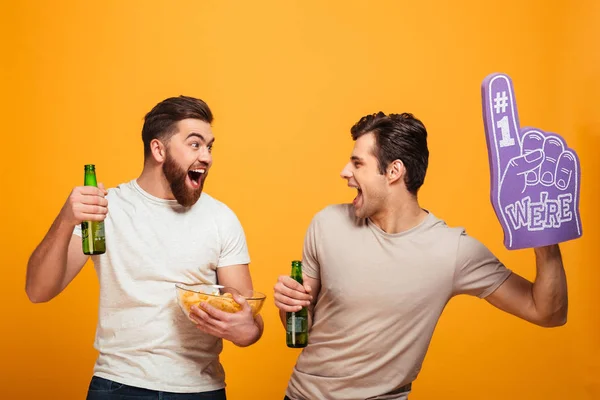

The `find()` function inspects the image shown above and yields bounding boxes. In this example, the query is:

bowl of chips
[175,283,266,321]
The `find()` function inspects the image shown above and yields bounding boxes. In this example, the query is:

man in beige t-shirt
[274,112,568,400]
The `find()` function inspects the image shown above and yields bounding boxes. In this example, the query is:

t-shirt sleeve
[215,205,251,268]
[301,213,321,280]
[453,232,512,298]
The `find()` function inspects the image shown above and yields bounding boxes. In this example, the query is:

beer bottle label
[287,314,307,333]
[94,222,105,240]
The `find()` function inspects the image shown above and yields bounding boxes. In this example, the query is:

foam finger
[540,136,565,186]
[521,129,545,185]
[555,151,576,190]
[481,73,523,183]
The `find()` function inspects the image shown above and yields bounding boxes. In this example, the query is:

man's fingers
[77,186,106,197]
[79,212,108,222]
[274,301,305,312]
[275,276,311,297]
[273,275,312,312]
[190,305,229,336]
[277,275,306,292]
[78,203,108,215]
[274,291,310,310]
[190,310,221,335]
[197,302,230,321]
[97,182,108,195]
[232,294,251,312]
[482,73,523,182]
[273,287,311,312]
[273,285,311,304]
[79,194,109,207]
[274,279,311,301]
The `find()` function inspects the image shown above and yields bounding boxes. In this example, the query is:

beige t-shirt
[286,204,511,400]
[73,180,250,392]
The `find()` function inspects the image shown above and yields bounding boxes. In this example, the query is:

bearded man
[26,95,262,400]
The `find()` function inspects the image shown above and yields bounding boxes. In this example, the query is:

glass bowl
[175,283,266,320]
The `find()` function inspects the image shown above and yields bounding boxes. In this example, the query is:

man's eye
[208,145,213,152]
[191,142,199,148]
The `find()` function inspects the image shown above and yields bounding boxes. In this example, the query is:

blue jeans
[86,376,227,400]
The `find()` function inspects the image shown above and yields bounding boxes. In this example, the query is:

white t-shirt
[73,179,250,393]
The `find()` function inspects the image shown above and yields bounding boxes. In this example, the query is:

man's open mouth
[187,168,206,188]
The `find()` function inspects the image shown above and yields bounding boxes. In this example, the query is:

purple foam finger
[481,73,524,248]
[481,73,583,249]
[540,136,565,186]
[522,129,545,154]
[521,129,546,185]
[554,147,582,240]
[555,151,575,190]
[503,149,544,183]
[481,74,523,178]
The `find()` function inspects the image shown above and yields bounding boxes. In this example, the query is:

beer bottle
[286,260,308,348]
[81,164,106,255]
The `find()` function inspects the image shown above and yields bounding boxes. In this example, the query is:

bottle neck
[291,266,303,284]
[84,172,98,186]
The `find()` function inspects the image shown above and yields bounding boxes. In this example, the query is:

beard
[162,152,206,207]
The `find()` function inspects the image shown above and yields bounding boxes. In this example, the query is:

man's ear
[150,139,166,163]
[387,159,405,184]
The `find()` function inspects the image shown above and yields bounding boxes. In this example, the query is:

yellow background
[1,1,598,399]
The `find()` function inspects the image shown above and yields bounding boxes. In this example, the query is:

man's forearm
[532,244,568,326]
[233,315,264,347]
[26,216,74,302]
[279,309,286,328]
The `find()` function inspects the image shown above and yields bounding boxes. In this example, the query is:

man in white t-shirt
[274,112,568,400]
[25,95,263,399]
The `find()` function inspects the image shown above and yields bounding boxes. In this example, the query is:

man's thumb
[233,294,249,309]
[98,182,108,195]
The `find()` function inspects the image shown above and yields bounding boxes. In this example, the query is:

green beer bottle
[286,260,308,348]
[81,164,106,255]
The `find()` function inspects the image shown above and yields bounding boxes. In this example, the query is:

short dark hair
[142,95,213,158]
[350,112,429,194]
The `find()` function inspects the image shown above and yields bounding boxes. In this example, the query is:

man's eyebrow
[351,156,363,162]
[186,132,215,145]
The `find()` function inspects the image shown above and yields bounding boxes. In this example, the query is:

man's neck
[369,195,428,234]
[136,164,175,200]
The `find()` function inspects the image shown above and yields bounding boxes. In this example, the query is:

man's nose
[198,147,212,164]
[340,163,352,179]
